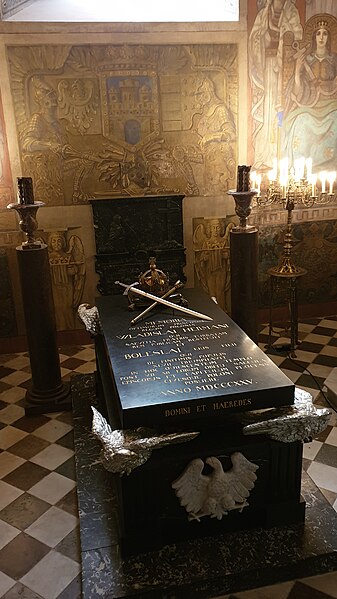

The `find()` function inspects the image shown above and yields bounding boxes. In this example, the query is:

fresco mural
[281,13,337,171]
[249,0,302,171]
[8,44,238,205]
[249,1,337,173]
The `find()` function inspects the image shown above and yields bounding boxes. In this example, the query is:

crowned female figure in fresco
[249,0,302,170]
[281,15,337,171]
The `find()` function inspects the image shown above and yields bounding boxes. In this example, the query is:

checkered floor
[0,320,336,599]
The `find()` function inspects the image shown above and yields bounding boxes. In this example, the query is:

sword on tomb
[130,280,184,325]
[115,281,213,322]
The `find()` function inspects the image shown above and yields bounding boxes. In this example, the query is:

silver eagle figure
[91,407,199,475]
[242,388,331,443]
[78,303,102,336]
[172,453,259,522]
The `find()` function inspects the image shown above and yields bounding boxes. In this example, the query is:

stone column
[230,226,259,343]
[16,244,71,415]
[8,177,71,415]
[228,166,259,343]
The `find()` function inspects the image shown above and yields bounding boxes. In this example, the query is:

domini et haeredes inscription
[97,290,294,427]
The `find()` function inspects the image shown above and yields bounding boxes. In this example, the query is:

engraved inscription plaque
[96,289,294,428]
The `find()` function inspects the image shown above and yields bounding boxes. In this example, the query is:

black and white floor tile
[0,318,336,598]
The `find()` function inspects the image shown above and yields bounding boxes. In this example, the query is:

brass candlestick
[228,165,258,230]
[8,177,44,249]
[7,203,44,249]
[228,190,258,229]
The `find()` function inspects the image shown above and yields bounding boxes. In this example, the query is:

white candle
[250,170,257,189]
[279,157,289,187]
[256,173,262,195]
[310,174,317,196]
[319,171,327,193]
[306,157,312,180]
[279,165,288,197]
[298,157,305,179]
[294,158,300,182]
[328,171,336,194]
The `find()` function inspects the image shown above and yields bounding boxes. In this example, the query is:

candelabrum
[251,158,336,208]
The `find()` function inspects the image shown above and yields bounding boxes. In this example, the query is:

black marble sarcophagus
[93,289,308,555]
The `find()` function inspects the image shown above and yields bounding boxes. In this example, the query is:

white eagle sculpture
[172,453,259,522]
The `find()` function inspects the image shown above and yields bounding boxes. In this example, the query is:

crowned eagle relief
[172,453,259,522]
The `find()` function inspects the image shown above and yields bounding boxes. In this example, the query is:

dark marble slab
[72,374,337,599]
[96,289,295,429]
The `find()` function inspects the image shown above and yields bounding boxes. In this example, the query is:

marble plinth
[72,374,337,599]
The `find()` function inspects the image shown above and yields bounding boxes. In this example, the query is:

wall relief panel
[193,216,235,312]
[37,228,86,330]
[0,91,14,207]
[8,43,238,205]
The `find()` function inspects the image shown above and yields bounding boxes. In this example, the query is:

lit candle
[279,175,288,198]
[279,157,289,187]
[256,173,262,195]
[319,171,327,193]
[279,157,288,198]
[294,158,300,182]
[250,170,257,189]
[306,157,312,180]
[298,157,305,179]
[327,171,336,194]
[268,158,277,181]
[310,174,317,196]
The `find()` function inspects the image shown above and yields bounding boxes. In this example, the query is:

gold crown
[315,18,329,29]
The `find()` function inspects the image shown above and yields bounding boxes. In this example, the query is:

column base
[24,382,72,415]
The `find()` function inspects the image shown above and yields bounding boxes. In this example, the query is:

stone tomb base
[73,374,337,599]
